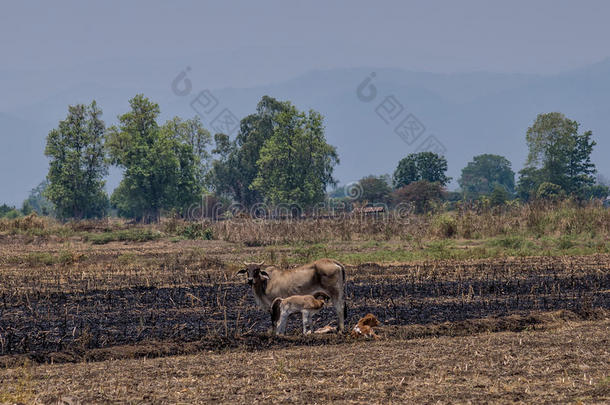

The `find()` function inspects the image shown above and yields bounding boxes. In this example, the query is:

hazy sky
[2,1,610,206]
[2,0,610,89]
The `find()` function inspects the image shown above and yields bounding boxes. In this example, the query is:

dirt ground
[0,318,608,404]
[0,237,609,403]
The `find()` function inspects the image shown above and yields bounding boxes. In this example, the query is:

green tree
[207,133,242,201]
[518,113,598,200]
[391,181,445,213]
[208,96,291,207]
[393,152,451,189]
[251,103,339,207]
[536,182,566,201]
[23,180,55,216]
[586,174,610,200]
[584,184,610,199]
[489,184,511,206]
[458,154,514,198]
[0,204,20,218]
[106,95,202,222]
[160,116,212,182]
[516,166,543,201]
[356,175,392,204]
[44,101,109,219]
[21,200,33,216]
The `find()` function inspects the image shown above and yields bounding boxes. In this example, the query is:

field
[0,211,609,403]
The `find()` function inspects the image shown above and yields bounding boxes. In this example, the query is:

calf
[271,292,329,335]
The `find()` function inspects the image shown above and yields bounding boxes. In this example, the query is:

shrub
[487,235,525,250]
[24,252,56,266]
[556,235,574,250]
[58,249,83,265]
[432,213,457,238]
[85,229,162,244]
[180,223,214,240]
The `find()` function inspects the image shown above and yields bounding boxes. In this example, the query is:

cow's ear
[235,269,247,276]
[260,270,270,280]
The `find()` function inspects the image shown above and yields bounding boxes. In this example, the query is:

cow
[235,258,347,332]
[271,292,329,335]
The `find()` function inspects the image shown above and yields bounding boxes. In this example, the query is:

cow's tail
[271,297,283,329]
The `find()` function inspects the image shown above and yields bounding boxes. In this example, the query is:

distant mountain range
[2,59,609,206]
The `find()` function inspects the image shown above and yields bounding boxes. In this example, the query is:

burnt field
[1,242,608,364]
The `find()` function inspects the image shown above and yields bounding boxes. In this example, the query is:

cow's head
[235,261,269,286]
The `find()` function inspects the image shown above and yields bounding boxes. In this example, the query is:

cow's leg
[307,311,314,334]
[326,286,345,332]
[334,296,345,332]
[278,310,289,335]
[302,311,309,334]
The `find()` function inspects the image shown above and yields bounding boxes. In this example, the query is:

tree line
[329,113,608,213]
[1,98,607,221]
[38,95,339,221]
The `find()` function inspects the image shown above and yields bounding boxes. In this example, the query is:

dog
[351,313,380,339]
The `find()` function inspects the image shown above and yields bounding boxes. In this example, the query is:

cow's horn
[257,260,265,266]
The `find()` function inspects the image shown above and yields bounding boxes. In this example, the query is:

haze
[2,0,610,205]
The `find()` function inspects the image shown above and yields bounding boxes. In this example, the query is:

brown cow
[236,258,347,332]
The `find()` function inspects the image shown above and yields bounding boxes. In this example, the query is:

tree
[356,175,392,204]
[393,152,451,189]
[44,101,109,219]
[516,166,543,201]
[0,204,20,218]
[458,154,514,198]
[518,113,598,200]
[21,200,33,216]
[160,116,212,182]
[251,103,339,208]
[583,184,610,199]
[391,181,445,213]
[208,96,291,207]
[587,174,610,200]
[207,133,242,202]
[23,180,55,216]
[106,95,202,222]
[489,184,511,206]
[536,182,566,201]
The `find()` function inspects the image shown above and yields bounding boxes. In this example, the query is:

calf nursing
[271,292,329,335]
[235,258,347,332]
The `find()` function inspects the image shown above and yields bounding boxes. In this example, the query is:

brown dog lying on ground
[351,313,380,339]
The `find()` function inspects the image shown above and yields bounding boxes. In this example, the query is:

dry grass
[1,201,609,246]
[205,201,610,245]
[1,318,608,404]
